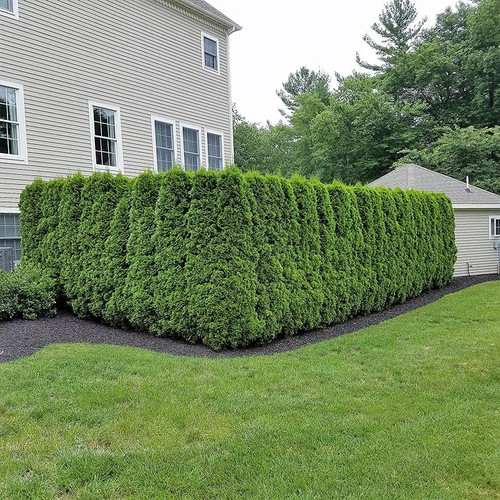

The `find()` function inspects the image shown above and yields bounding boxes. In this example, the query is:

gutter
[453,204,500,209]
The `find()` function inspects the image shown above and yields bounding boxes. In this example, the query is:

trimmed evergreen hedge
[20,169,456,350]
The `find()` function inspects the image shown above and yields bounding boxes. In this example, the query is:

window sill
[0,9,18,20]
[94,165,123,175]
[202,66,221,76]
[0,155,28,165]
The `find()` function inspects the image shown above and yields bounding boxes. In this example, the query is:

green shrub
[185,168,262,349]
[290,176,323,330]
[19,170,456,350]
[245,173,289,342]
[72,173,127,318]
[101,186,132,327]
[152,169,192,337]
[327,183,364,321]
[0,265,56,321]
[19,178,45,267]
[313,181,337,325]
[122,172,161,331]
[39,179,65,299]
[58,173,86,305]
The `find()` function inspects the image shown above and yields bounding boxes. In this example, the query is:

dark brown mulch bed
[0,274,498,363]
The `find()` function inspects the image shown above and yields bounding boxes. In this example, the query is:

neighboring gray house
[0,0,241,263]
[370,164,500,277]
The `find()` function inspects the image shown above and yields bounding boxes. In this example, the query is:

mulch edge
[0,274,498,362]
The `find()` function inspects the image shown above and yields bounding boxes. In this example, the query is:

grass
[0,282,499,499]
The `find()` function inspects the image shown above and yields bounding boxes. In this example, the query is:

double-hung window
[182,126,201,171]
[153,118,175,172]
[490,217,500,238]
[206,132,223,171]
[90,102,123,173]
[0,81,27,162]
[0,0,18,19]
[202,34,219,72]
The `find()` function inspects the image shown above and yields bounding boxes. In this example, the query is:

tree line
[234,0,500,194]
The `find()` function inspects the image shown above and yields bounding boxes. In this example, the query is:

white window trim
[490,216,500,239]
[201,32,220,75]
[180,123,203,171]
[0,79,28,164]
[151,115,177,173]
[205,129,225,171]
[0,0,19,20]
[88,100,124,174]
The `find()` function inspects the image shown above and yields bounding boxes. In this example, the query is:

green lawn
[1,282,499,499]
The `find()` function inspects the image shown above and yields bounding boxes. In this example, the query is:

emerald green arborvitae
[290,176,323,330]
[370,189,390,311]
[392,189,412,302]
[245,173,288,343]
[152,169,192,337]
[19,178,45,267]
[19,169,457,350]
[39,179,65,299]
[73,173,127,318]
[353,186,378,313]
[327,183,365,321]
[313,181,337,325]
[186,168,262,349]
[101,183,132,327]
[58,173,86,305]
[435,194,456,287]
[377,187,400,306]
[123,172,162,332]
[277,176,302,334]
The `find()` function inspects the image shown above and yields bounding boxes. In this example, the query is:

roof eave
[175,0,242,32]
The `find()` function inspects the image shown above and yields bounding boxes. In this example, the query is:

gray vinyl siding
[0,0,234,210]
[453,209,500,277]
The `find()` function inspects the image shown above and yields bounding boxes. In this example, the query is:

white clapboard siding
[454,209,500,277]
[0,0,235,210]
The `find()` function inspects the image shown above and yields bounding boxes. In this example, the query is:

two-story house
[0,0,241,263]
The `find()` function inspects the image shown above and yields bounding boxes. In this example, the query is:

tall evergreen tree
[277,66,332,116]
[357,0,426,71]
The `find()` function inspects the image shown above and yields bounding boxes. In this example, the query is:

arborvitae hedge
[122,172,161,332]
[152,169,192,337]
[20,169,456,350]
[58,173,86,305]
[19,178,45,267]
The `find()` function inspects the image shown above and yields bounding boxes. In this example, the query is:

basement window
[0,213,21,263]
[490,217,500,238]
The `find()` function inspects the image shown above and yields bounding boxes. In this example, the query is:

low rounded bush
[0,265,56,321]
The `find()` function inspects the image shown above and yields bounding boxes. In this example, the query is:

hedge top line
[21,167,454,201]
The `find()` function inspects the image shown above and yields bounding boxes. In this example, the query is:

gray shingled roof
[178,0,241,31]
[369,164,500,205]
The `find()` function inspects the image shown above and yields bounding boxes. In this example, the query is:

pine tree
[357,0,426,71]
